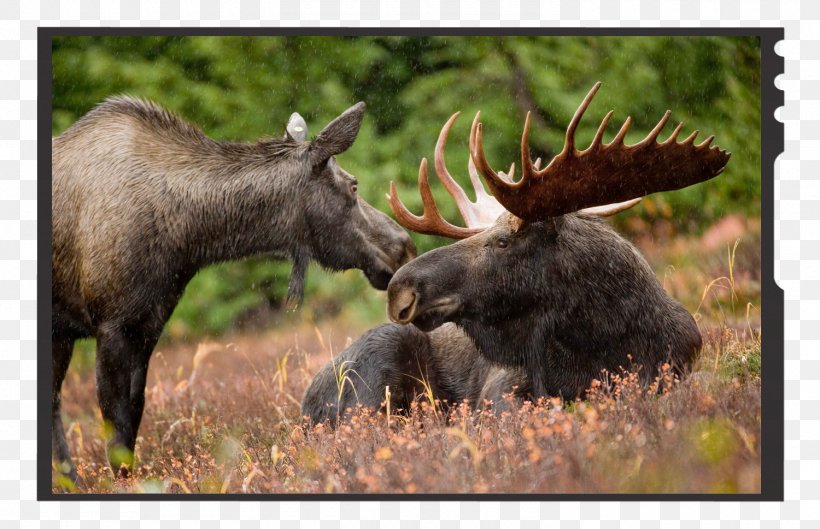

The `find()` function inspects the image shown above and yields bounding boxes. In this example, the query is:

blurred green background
[52,35,761,343]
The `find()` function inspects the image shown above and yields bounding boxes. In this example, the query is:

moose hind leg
[95,325,147,477]
[52,335,77,483]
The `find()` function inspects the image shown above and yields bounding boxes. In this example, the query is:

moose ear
[285,112,308,142]
[531,216,564,239]
[308,102,366,165]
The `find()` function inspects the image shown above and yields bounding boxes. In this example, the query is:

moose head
[273,103,418,302]
[384,83,730,395]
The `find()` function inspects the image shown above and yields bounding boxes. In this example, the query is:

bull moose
[301,83,731,423]
[52,98,416,481]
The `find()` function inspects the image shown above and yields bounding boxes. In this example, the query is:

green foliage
[717,339,762,382]
[53,35,761,340]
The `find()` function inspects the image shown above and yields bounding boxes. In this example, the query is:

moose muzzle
[387,264,463,332]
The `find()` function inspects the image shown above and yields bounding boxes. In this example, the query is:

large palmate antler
[470,82,731,222]
[389,106,648,239]
[388,112,507,239]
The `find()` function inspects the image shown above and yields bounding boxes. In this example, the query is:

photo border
[37,26,784,501]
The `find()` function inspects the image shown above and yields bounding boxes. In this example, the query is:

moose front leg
[52,334,77,484]
[95,324,155,477]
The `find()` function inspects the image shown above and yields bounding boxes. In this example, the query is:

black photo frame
[38,26,784,501]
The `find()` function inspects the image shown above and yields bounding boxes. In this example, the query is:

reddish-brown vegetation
[54,219,762,494]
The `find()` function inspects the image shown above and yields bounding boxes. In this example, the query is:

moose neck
[159,141,308,270]
[458,310,553,394]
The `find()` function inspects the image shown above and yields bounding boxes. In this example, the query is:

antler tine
[468,112,515,185]
[500,163,516,182]
[610,116,633,146]
[662,122,685,145]
[681,129,700,145]
[520,111,535,182]
[466,155,492,200]
[579,197,642,217]
[696,135,715,150]
[387,159,483,240]
[434,112,473,216]
[637,110,672,147]
[462,114,509,226]
[471,113,527,192]
[588,110,614,152]
[564,81,602,153]
[466,112,489,195]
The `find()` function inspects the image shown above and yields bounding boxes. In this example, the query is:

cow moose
[52,98,416,481]
[301,83,730,424]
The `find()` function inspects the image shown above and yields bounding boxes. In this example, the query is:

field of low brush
[53,218,763,494]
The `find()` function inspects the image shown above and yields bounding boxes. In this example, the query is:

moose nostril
[398,293,416,321]
[389,288,418,324]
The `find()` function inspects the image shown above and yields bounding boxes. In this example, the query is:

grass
[53,216,762,494]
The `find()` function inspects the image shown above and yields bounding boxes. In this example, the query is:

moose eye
[496,237,510,249]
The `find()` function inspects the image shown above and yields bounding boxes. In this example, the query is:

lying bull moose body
[52,98,415,480]
[302,83,730,423]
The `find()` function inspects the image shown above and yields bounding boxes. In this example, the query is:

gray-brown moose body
[52,98,416,480]
[301,83,731,424]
